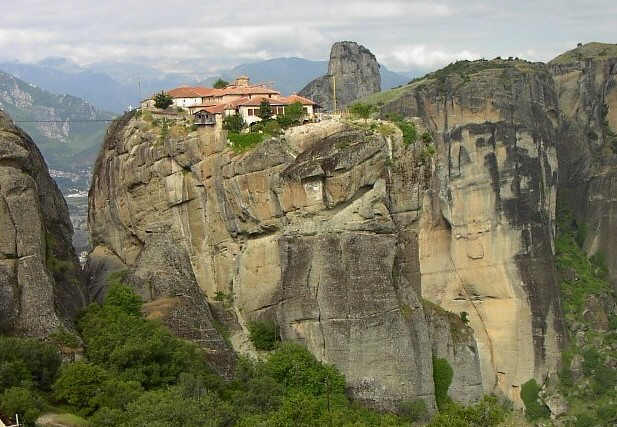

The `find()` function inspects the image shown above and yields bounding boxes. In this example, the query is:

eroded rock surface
[549,43,617,283]
[299,41,381,112]
[87,111,486,410]
[0,110,85,337]
[375,59,565,403]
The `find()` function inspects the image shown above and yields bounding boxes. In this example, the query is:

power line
[13,119,118,123]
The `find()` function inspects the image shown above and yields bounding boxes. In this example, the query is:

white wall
[172,97,202,108]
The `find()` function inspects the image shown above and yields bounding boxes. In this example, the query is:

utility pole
[332,75,336,114]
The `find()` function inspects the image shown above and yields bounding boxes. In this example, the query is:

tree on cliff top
[257,100,273,121]
[213,79,229,89]
[153,92,173,109]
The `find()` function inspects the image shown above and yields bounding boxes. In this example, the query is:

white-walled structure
[145,76,318,125]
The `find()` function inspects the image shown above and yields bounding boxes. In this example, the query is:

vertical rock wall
[0,110,85,337]
[377,60,565,403]
[299,41,381,112]
[87,112,484,410]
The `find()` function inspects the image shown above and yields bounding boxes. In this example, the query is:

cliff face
[373,59,565,403]
[87,111,483,410]
[549,43,617,282]
[0,110,85,337]
[299,41,381,112]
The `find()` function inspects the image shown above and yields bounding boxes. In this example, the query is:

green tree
[279,102,304,126]
[0,336,61,391]
[263,343,345,396]
[247,320,280,351]
[104,281,142,316]
[349,103,376,121]
[153,91,173,109]
[433,358,453,410]
[53,362,109,414]
[520,379,550,420]
[0,387,46,427]
[213,78,229,89]
[257,100,273,121]
[223,114,246,133]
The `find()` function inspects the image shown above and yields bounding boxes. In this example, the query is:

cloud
[383,45,480,69]
[0,0,615,75]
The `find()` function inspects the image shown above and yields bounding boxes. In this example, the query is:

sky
[2,0,616,75]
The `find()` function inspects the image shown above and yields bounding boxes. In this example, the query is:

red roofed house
[144,76,318,126]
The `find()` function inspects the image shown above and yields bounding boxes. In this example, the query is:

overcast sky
[2,0,616,75]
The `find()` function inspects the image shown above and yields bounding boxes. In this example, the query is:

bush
[122,387,235,427]
[575,413,595,427]
[228,132,265,153]
[395,120,418,145]
[433,358,453,410]
[78,303,206,388]
[247,320,280,351]
[89,378,143,410]
[0,336,61,391]
[429,395,508,427]
[263,343,346,396]
[282,102,304,125]
[90,407,124,427]
[422,130,433,143]
[223,114,246,133]
[349,103,376,120]
[104,275,142,316]
[153,91,173,109]
[53,362,109,414]
[0,386,46,427]
[257,100,273,121]
[520,379,550,420]
[263,120,282,136]
[213,78,229,89]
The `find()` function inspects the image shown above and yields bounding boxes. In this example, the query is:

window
[248,109,254,116]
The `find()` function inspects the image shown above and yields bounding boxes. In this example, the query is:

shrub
[263,120,282,136]
[399,398,428,422]
[349,103,376,121]
[213,78,229,89]
[422,130,433,143]
[0,336,61,391]
[53,362,109,414]
[247,320,280,351]
[433,358,453,410]
[429,395,508,427]
[90,407,125,427]
[257,100,273,121]
[153,91,173,109]
[0,386,46,427]
[89,378,143,410]
[223,114,246,133]
[228,132,265,153]
[281,102,304,125]
[395,120,418,145]
[104,277,142,316]
[78,304,206,388]
[575,413,595,427]
[520,379,550,420]
[263,343,345,396]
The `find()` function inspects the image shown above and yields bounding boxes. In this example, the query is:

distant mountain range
[0,70,113,171]
[0,57,417,113]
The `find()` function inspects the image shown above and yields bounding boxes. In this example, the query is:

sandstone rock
[87,113,451,410]
[0,110,85,337]
[299,41,381,112]
[550,43,617,284]
[376,59,565,404]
